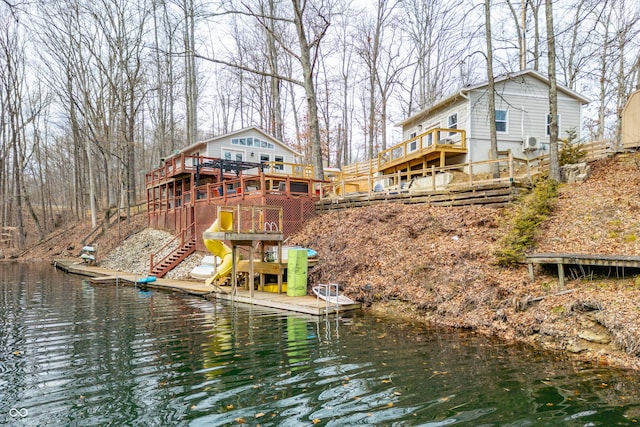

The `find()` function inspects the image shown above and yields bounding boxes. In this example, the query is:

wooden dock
[53,258,360,316]
[526,253,640,286]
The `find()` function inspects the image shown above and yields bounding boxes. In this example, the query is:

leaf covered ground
[289,153,640,370]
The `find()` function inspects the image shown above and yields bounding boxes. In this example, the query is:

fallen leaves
[287,154,640,370]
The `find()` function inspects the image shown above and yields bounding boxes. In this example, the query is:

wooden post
[431,165,436,191]
[259,242,265,292]
[231,244,238,299]
[558,263,565,288]
[249,244,255,299]
[528,263,534,282]
[508,151,514,183]
[277,242,283,294]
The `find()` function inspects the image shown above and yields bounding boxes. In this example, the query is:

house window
[495,110,508,133]
[223,150,243,162]
[260,154,270,163]
[409,141,417,151]
[427,133,433,146]
[546,114,561,136]
[274,155,284,170]
[448,113,458,136]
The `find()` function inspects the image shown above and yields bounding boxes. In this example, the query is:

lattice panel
[191,194,317,246]
[264,196,316,237]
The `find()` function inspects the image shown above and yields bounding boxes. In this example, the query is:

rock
[566,340,587,353]
[493,309,507,322]
[560,162,591,183]
[578,329,611,345]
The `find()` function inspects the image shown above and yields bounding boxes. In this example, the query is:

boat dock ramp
[53,258,360,316]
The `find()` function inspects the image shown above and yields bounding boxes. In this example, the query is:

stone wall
[561,162,591,183]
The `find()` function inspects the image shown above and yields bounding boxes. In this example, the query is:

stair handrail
[149,222,196,274]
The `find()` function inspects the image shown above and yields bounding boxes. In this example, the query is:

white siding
[399,73,587,165]
[205,129,297,164]
[401,100,468,145]
[468,75,584,161]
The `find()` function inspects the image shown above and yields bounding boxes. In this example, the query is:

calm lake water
[2,263,640,426]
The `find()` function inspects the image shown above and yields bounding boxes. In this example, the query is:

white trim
[222,148,245,161]
[497,91,546,100]
[546,113,562,137]
[495,109,508,134]
[396,69,589,127]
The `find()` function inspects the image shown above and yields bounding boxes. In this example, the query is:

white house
[167,126,303,174]
[397,69,590,165]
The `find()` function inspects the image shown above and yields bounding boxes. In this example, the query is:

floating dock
[53,258,360,316]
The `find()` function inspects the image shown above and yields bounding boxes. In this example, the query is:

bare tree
[612,0,640,150]
[506,0,527,70]
[401,0,463,114]
[484,0,499,178]
[201,0,333,179]
[182,0,198,146]
[546,0,560,181]
[529,0,543,71]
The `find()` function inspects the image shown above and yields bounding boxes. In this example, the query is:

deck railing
[145,154,222,188]
[377,128,467,169]
[261,161,314,178]
[215,205,283,234]
[178,173,322,206]
[322,139,614,198]
[323,154,521,197]
[145,155,316,188]
[524,139,612,177]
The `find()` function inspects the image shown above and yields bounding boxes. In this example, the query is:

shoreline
[366,298,640,371]
[9,154,640,373]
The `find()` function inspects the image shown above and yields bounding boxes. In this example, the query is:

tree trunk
[530,0,541,71]
[184,0,198,146]
[615,26,627,152]
[506,0,527,70]
[266,0,283,140]
[546,0,560,182]
[485,0,499,178]
[291,0,324,180]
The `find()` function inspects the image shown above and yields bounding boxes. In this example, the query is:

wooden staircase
[150,222,197,278]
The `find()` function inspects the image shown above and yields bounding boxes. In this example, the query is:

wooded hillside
[1,0,639,252]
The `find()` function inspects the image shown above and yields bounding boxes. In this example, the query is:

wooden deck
[53,258,360,316]
[526,253,640,286]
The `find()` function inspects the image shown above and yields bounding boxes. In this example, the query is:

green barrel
[286,248,308,296]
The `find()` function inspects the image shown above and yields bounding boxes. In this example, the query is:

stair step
[150,234,197,278]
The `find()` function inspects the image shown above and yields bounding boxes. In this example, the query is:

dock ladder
[316,283,341,316]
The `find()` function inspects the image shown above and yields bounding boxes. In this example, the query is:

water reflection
[1,262,640,426]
